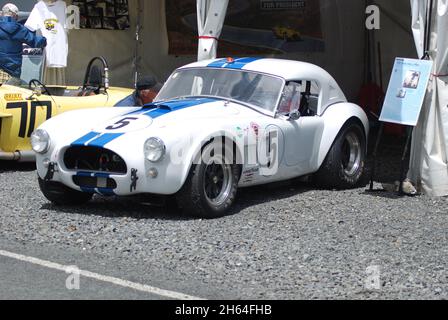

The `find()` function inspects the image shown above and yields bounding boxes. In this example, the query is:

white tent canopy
[408,0,448,196]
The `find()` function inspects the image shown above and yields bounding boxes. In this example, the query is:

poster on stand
[380,58,433,127]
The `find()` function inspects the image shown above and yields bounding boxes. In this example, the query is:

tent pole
[423,0,433,58]
[369,122,384,191]
[134,0,143,88]
[399,127,414,195]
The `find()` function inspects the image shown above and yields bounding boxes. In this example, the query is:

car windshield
[156,68,284,113]
[4,77,29,88]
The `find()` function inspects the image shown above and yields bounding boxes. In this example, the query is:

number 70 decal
[6,101,52,138]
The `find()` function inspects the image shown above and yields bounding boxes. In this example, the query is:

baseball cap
[136,75,163,91]
[2,3,19,16]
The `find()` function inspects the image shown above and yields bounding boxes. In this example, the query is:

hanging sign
[71,0,130,30]
[380,57,433,126]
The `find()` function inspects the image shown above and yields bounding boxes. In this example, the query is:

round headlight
[31,129,50,154]
[144,137,166,162]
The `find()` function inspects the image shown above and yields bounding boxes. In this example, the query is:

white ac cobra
[32,58,369,218]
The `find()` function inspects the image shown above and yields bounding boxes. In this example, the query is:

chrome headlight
[31,129,50,154]
[144,137,166,162]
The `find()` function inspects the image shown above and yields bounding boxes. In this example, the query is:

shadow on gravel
[230,179,313,213]
[39,180,314,221]
[0,161,36,173]
[360,189,406,200]
[365,128,409,184]
[40,199,194,221]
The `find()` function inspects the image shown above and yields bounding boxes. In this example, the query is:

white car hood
[44,98,265,149]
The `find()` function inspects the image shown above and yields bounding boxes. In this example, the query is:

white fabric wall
[408,0,448,196]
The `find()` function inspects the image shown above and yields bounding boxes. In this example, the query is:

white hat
[2,3,19,17]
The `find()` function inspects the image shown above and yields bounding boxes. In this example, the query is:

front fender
[317,102,369,167]
[170,129,245,193]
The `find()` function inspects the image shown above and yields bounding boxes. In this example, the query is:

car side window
[306,81,320,116]
[278,81,302,115]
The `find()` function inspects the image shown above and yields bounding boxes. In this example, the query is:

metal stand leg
[398,126,413,195]
[369,123,384,191]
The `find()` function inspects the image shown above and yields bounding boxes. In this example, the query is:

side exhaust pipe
[0,151,36,162]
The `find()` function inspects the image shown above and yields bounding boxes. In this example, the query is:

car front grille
[64,146,127,175]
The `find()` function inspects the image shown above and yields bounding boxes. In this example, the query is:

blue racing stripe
[87,133,125,148]
[77,172,111,178]
[136,98,220,119]
[76,172,93,178]
[71,132,101,146]
[223,57,262,69]
[207,58,228,68]
[80,187,96,194]
[207,57,262,70]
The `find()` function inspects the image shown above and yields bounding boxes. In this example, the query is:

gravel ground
[0,135,447,300]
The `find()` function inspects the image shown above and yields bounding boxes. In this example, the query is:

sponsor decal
[250,122,260,137]
[4,93,23,101]
[243,167,260,175]
[236,126,244,138]
[242,166,260,183]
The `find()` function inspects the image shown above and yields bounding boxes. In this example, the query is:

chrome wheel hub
[341,131,362,176]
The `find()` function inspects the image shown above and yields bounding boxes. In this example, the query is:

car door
[278,81,325,173]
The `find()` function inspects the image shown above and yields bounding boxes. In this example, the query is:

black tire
[314,121,366,189]
[176,140,240,219]
[38,177,93,206]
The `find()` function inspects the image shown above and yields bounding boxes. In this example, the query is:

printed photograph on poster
[403,70,420,89]
[379,58,433,127]
[166,0,325,56]
[71,0,130,30]
[396,88,407,99]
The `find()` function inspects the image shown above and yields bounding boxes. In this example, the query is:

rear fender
[317,102,369,167]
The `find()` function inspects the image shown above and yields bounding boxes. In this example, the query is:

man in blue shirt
[0,3,47,84]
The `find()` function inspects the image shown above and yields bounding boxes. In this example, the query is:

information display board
[380,58,433,126]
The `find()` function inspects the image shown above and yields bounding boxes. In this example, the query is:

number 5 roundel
[101,114,153,133]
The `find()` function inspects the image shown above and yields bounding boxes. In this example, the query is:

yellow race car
[0,57,134,161]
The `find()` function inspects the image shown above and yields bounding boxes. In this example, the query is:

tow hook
[130,168,139,192]
[44,162,55,182]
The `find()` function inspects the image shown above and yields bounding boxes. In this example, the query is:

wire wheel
[203,159,233,207]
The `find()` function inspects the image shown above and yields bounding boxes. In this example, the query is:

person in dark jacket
[0,3,47,83]
[115,75,163,106]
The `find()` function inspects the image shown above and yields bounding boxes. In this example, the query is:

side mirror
[288,110,301,121]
